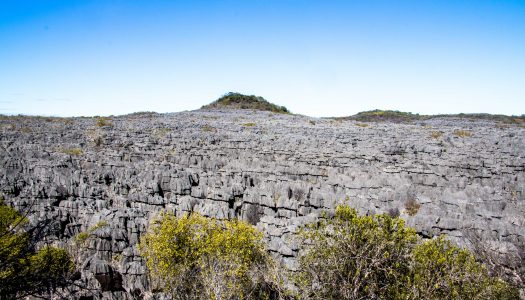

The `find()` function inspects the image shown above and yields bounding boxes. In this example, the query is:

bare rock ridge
[0,106,524,299]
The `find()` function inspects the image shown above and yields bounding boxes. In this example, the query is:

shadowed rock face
[1,110,524,298]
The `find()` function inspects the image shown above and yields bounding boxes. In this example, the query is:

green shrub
[296,206,417,299]
[0,200,75,298]
[139,212,287,299]
[296,205,517,300]
[73,220,108,246]
[410,236,518,299]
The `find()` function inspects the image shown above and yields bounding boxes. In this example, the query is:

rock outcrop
[0,110,524,298]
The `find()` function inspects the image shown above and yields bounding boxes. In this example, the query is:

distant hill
[339,109,525,124]
[201,92,290,114]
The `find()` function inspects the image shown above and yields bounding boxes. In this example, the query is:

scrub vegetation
[138,206,518,300]
[139,212,289,300]
[295,205,518,300]
[0,198,76,298]
[339,109,525,124]
[202,92,291,114]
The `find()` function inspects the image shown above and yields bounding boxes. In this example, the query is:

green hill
[202,92,290,114]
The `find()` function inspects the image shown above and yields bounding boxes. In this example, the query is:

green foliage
[296,205,518,300]
[243,122,257,127]
[202,92,290,114]
[0,199,76,298]
[347,109,421,123]
[74,220,109,246]
[410,236,518,299]
[139,212,287,299]
[29,246,75,286]
[296,206,418,299]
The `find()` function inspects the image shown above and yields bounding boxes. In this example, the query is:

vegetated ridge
[339,109,525,124]
[201,92,291,114]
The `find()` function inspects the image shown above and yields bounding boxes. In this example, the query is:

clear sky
[1,0,524,117]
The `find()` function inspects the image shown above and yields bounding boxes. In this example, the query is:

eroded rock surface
[1,110,524,298]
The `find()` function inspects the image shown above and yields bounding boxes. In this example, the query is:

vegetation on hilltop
[338,109,525,124]
[202,92,291,114]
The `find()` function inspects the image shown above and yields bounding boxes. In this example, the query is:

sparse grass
[20,126,32,133]
[74,232,89,244]
[430,131,443,139]
[73,220,109,245]
[61,148,83,156]
[201,124,217,132]
[242,122,256,127]
[405,199,421,216]
[96,117,112,127]
[153,127,171,138]
[62,118,74,125]
[355,123,369,127]
[453,129,472,138]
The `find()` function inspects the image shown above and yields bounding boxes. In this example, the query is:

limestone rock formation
[0,110,523,299]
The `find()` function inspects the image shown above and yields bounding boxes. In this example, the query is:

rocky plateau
[0,109,524,299]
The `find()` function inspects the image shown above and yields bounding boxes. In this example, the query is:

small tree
[139,212,288,300]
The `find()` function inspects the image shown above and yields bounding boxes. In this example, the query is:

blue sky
[1,0,524,117]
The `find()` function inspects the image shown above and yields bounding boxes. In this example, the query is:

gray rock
[1,110,524,298]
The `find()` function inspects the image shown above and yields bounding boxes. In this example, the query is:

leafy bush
[296,206,417,299]
[0,199,76,298]
[296,205,518,300]
[410,236,517,299]
[139,212,288,300]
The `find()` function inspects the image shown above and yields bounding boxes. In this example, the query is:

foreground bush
[296,205,518,300]
[139,212,288,300]
[0,199,75,298]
